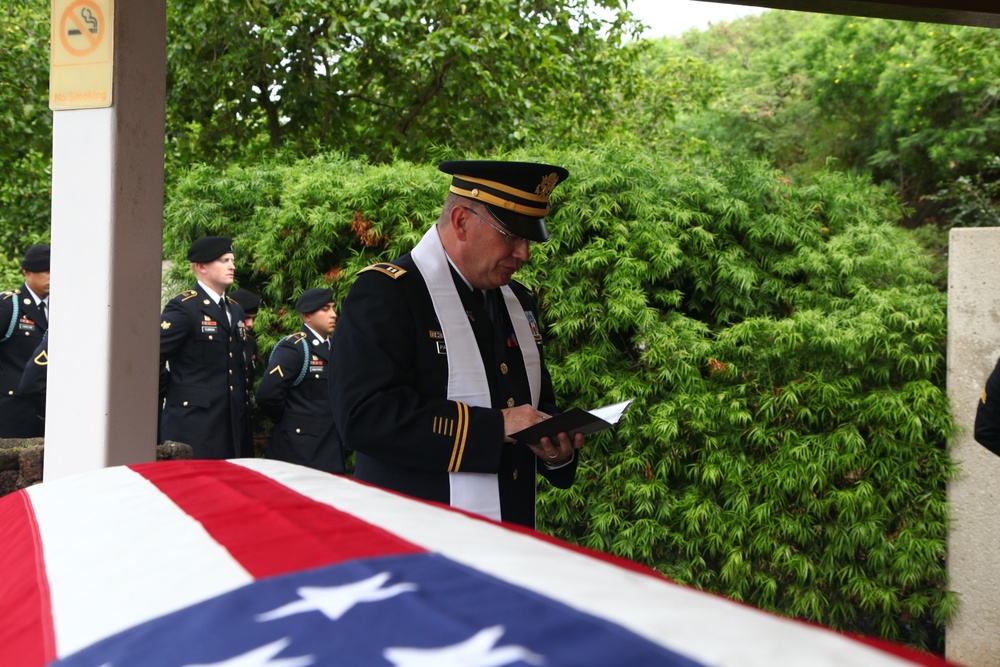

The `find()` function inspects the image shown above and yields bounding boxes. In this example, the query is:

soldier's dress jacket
[159,285,250,459]
[255,327,344,474]
[330,254,577,529]
[976,355,1000,457]
[18,331,48,423]
[0,285,47,438]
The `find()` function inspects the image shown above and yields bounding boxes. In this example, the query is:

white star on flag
[255,572,418,622]
[183,638,314,667]
[384,625,545,667]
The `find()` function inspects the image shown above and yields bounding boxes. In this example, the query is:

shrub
[165,141,954,650]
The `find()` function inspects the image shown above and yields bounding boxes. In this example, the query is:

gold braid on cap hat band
[449,175,551,217]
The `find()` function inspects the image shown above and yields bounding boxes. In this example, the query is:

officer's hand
[530,431,584,467]
[501,404,550,443]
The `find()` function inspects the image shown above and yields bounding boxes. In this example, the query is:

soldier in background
[18,331,48,424]
[159,236,250,459]
[229,288,262,382]
[255,288,343,473]
[0,244,50,438]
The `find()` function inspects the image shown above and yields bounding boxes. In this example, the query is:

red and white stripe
[0,459,955,667]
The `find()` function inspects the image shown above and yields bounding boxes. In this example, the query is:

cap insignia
[535,172,560,198]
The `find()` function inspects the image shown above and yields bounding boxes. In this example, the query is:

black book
[511,399,634,446]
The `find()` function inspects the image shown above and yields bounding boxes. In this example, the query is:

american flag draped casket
[0,459,957,667]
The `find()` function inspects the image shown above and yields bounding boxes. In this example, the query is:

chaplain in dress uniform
[159,236,250,459]
[256,287,344,473]
[330,160,585,529]
[0,244,50,438]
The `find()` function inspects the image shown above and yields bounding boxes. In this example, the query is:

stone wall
[0,439,193,498]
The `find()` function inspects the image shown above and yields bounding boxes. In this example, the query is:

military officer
[159,236,250,459]
[0,244,50,438]
[256,287,343,473]
[330,160,585,528]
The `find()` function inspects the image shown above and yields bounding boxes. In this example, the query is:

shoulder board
[2,289,19,300]
[283,332,308,345]
[359,263,407,279]
[175,289,199,301]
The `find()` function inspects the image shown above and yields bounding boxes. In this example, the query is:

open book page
[587,399,634,426]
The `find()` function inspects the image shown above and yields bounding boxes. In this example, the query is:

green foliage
[0,0,52,266]
[164,145,955,650]
[533,144,954,651]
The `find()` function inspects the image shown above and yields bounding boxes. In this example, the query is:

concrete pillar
[946,227,1000,665]
[43,2,166,479]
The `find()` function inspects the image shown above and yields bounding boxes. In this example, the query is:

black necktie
[38,301,48,329]
[219,297,229,325]
[482,289,497,324]
[474,289,493,322]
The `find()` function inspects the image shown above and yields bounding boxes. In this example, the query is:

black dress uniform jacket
[256,327,344,473]
[330,254,577,529]
[159,285,250,459]
[976,356,1000,457]
[0,285,47,438]
[18,331,48,423]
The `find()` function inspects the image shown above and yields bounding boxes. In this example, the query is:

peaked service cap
[438,160,569,243]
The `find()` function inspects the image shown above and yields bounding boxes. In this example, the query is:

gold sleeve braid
[446,402,470,472]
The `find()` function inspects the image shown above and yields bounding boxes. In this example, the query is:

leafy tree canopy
[0,0,52,267]
[164,140,954,651]
[655,12,1000,220]
[164,0,648,169]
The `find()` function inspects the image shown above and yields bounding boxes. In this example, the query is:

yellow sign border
[49,0,115,110]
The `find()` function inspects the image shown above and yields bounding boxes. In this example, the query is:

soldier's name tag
[309,357,326,376]
[18,318,37,332]
[429,330,446,355]
[201,321,218,334]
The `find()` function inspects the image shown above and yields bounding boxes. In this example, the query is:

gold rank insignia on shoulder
[359,262,407,279]
[178,289,198,301]
[286,332,308,344]
[161,321,171,330]
[1,290,16,300]
[270,365,284,377]
[34,349,48,366]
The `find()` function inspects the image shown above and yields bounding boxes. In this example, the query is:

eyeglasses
[462,207,531,247]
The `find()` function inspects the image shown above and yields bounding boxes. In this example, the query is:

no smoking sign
[49,0,114,109]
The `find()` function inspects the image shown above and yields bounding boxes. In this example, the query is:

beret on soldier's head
[229,288,262,314]
[21,244,50,272]
[187,236,234,263]
[295,287,334,314]
[438,160,569,243]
